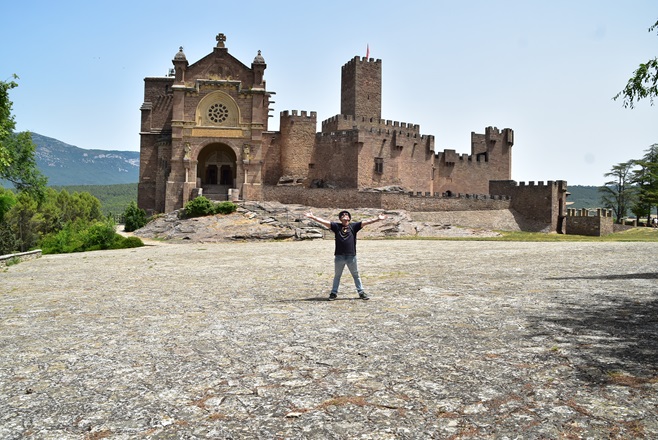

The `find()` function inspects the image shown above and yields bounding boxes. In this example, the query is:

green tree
[0,187,18,254]
[59,190,103,224]
[614,20,658,108]
[0,77,16,169]
[123,201,148,232]
[0,187,16,221]
[5,191,40,252]
[600,161,636,223]
[0,76,47,198]
[0,222,18,255]
[2,188,105,253]
[631,143,658,224]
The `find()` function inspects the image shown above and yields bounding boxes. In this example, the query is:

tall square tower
[340,56,382,119]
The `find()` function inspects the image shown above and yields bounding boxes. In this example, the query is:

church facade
[138,34,516,214]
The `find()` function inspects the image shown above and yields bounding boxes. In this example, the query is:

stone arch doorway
[197,143,237,200]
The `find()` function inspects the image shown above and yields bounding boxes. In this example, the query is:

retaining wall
[0,250,42,267]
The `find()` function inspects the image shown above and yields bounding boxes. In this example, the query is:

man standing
[304,210,386,301]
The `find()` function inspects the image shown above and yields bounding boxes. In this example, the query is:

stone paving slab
[1,240,657,439]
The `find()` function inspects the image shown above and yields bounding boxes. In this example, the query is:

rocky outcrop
[134,201,509,242]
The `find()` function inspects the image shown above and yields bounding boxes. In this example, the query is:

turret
[172,47,188,83]
[252,50,266,87]
[279,110,317,181]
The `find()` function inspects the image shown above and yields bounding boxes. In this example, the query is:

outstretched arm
[361,213,387,227]
[304,211,331,229]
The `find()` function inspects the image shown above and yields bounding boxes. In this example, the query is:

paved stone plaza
[1,239,657,439]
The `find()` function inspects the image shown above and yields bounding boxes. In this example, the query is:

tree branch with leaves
[0,75,47,200]
[613,20,658,108]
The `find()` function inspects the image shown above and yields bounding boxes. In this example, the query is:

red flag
[366,44,370,59]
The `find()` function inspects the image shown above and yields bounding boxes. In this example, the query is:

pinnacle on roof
[253,50,265,64]
[173,47,186,61]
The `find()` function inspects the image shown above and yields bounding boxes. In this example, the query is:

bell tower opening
[197,143,237,200]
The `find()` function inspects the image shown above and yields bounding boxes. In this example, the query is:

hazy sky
[2,0,656,186]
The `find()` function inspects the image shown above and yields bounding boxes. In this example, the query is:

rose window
[208,103,229,124]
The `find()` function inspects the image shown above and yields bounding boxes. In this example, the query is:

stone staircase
[201,184,230,201]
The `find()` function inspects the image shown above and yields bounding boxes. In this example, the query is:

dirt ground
[1,239,657,439]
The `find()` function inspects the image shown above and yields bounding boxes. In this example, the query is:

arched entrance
[197,143,237,200]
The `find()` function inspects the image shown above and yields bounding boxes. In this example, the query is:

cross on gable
[216,33,226,48]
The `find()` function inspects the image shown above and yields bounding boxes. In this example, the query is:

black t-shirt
[330,221,363,256]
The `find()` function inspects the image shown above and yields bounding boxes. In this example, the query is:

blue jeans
[332,255,364,295]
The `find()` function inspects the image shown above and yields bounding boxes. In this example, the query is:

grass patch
[4,256,21,266]
[379,227,658,242]
[495,228,658,242]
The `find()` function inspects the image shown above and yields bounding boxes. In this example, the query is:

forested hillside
[53,183,138,217]
[565,185,602,209]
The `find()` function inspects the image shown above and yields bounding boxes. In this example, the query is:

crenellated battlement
[341,56,382,71]
[566,208,613,218]
[280,110,317,120]
[511,180,561,188]
[404,191,510,200]
[565,208,614,236]
[484,126,514,145]
[436,150,488,163]
[316,130,360,139]
[316,126,434,143]
[322,114,421,134]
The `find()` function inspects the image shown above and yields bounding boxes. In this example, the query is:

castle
[138,34,591,235]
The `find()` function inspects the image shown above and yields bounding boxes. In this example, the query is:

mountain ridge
[31,132,139,186]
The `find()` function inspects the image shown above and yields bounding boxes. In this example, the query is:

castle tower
[340,56,382,119]
[279,110,317,180]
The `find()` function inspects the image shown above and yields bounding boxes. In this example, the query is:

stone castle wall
[308,131,361,188]
[490,180,567,232]
[565,209,614,236]
[433,127,513,196]
[261,185,511,212]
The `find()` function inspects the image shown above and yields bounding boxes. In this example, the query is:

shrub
[215,201,237,215]
[184,196,215,218]
[81,219,117,251]
[111,235,144,249]
[41,218,121,254]
[123,201,148,232]
[183,197,238,218]
[40,219,87,254]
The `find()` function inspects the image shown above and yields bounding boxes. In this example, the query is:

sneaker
[328,293,337,301]
[359,292,370,300]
